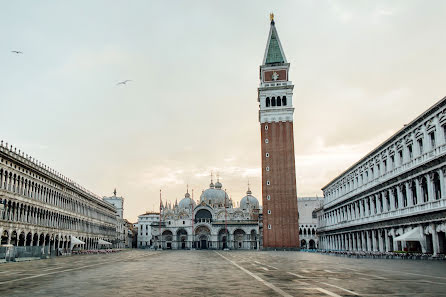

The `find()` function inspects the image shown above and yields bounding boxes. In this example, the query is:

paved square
[0,250,445,296]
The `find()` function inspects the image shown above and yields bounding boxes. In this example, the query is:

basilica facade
[151,178,261,250]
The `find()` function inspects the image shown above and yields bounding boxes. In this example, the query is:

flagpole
[159,189,162,249]
[191,189,195,249]
[225,189,228,250]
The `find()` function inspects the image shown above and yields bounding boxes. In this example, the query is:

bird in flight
[11,50,23,54]
[116,80,132,85]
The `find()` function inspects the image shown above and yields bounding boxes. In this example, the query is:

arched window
[277,96,281,106]
[402,186,408,207]
[421,177,428,202]
[411,181,417,205]
[271,97,276,107]
[299,228,302,235]
[282,96,287,106]
[266,97,270,107]
[393,188,398,209]
[433,172,441,200]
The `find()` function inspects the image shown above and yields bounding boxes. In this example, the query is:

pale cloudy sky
[1,1,445,222]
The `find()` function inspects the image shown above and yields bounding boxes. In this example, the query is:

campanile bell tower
[259,14,299,249]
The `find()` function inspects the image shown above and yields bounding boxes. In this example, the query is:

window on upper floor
[430,132,436,149]
[277,96,282,106]
[408,145,413,159]
[266,97,270,107]
[390,155,395,170]
[282,96,287,106]
[398,150,403,164]
[417,138,423,154]
[383,160,387,173]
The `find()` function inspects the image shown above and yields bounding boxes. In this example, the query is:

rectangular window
[408,145,413,159]
[430,132,436,148]
[383,160,387,173]
[390,156,395,169]
[418,139,423,154]
[398,150,403,164]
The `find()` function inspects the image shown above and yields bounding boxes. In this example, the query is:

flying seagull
[116,80,132,85]
[11,50,23,54]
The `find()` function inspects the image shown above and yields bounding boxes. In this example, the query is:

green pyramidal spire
[263,15,287,65]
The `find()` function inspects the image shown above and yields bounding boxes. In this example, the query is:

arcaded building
[0,142,117,250]
[298,197,323,249]
[318,96,446,255]
[258,15,299,249]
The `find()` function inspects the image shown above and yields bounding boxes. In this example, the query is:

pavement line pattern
[344,268,386,280]
[287,272,305,278]
[215,252,293,297]
[0,252,161,285]
[316,287,342,297]
[319,281,359,295]
[0,262,106,284]
[302,269,310,273]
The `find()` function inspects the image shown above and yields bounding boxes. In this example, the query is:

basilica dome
[200,180,229,207]
[240,188,259,209]
[179,191,195,209]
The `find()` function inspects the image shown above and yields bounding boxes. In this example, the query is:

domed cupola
[215,177,222,189]
[240,184,259,210]
[179,187,196,209]
[200,175,229,207]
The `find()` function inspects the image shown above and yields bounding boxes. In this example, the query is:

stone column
[389,189,395,211]
[419,226,427,253]
[385,229,390,252]
[415,179,423,205]
[372,230,378,251]
[397,185,403,208]
[431,223,439,256]
[366,231,371,251]
[354,233,358,250]
[382,193,388,212]
[370,197,375,216]
[439,168,445,200]
[406,182,413,207]
[361,231,366,251]
[427,173,435,202]
[378,230,384,252]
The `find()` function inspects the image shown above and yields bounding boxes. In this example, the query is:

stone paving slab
[0,250,445,296]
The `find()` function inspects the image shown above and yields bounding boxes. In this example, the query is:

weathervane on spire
[270,12,274,23]
[113,188,117,196]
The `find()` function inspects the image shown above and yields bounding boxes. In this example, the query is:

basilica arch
[194,225,211,249]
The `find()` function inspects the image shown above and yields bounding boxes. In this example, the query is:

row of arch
[158,226,259,250]
[324,170,443,226]
[300,239,317,249]
[0,198,115,235]
[266,96,287,107]
[0,229,112,250]
[0,167,115,224]
[299,227,316,236]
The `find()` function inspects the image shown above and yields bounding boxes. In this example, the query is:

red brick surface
[261,121,299,248]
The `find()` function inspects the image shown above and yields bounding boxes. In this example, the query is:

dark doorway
[200,239,207,249]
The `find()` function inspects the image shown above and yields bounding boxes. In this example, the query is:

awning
[394,227,422,242]
[71,236,85,246]
[98,239,112,245]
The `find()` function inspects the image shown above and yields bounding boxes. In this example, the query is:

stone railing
[325,144,446,209]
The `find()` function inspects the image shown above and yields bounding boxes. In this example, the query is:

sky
[1,1,445,222]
